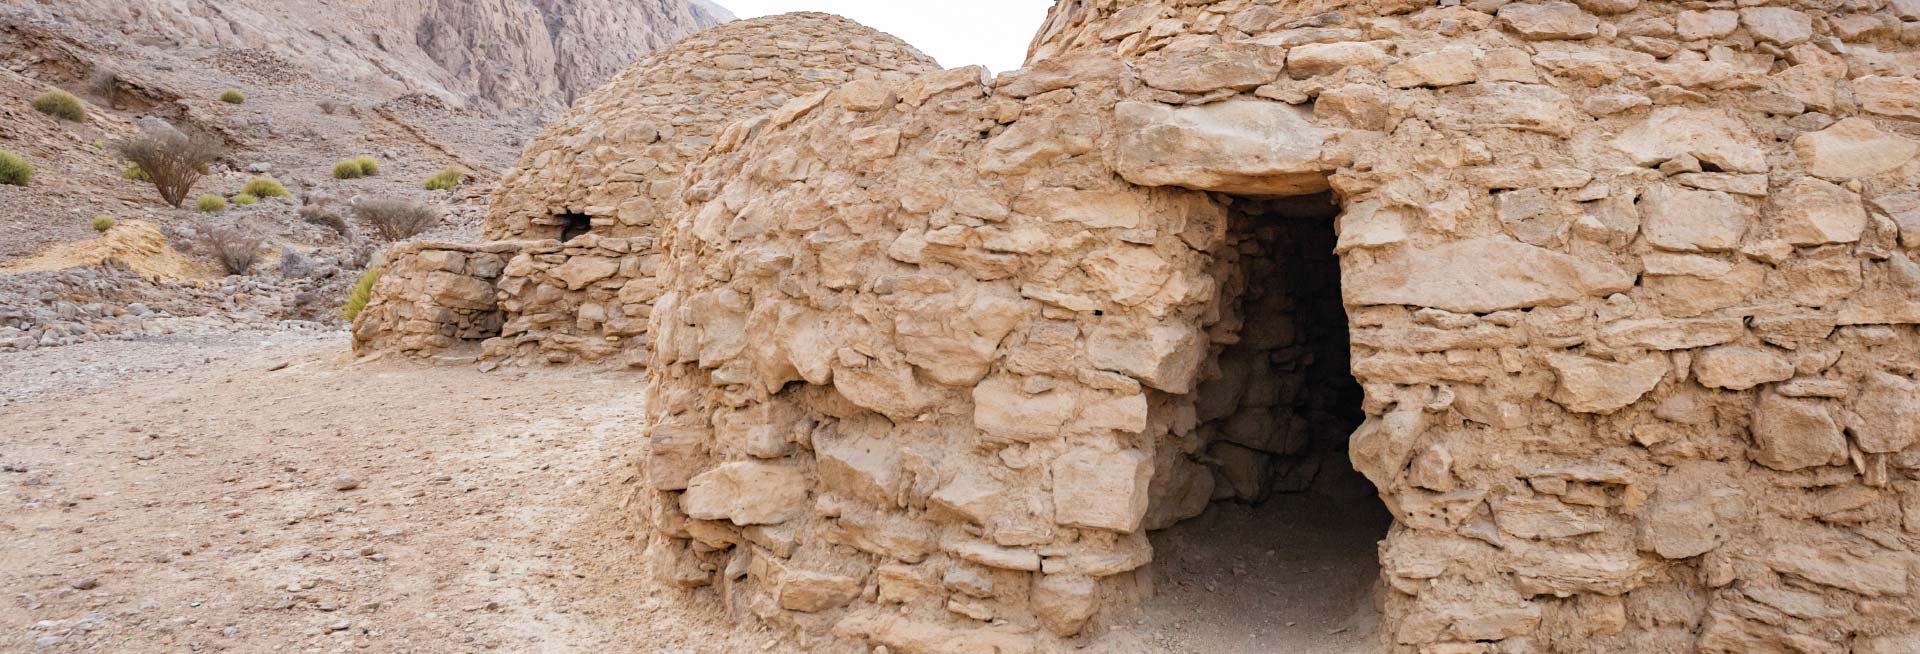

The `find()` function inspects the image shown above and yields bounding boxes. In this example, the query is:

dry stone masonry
[362,1,1920,652]
[353,13,939,364]
[484,12,941,242]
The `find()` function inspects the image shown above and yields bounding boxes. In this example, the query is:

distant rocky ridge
[5,0,734,114]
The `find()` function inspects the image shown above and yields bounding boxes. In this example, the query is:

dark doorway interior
[1136,193,1389,654]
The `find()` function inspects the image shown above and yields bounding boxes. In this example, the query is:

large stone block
[1113,98,1336,196]
[1051,448,1153,533]
[1344,239,1635,313]
[1751,393,1846,471]
[1084,318,1207,394]
[680,462,809,525]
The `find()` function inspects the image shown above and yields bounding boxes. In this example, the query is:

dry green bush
[341,263,384,321]
[197,194,228,212]
[423,166,467,191]
[114,132,223,207]
[0,150,31,186]
[92,216,115,232]
[33,89,86,122]
[354,198,439,241]
[242,177,290,199]
[219,89,246,104]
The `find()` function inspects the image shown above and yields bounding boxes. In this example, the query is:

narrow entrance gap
[1139,192,1390,653]
[557,212,593,243]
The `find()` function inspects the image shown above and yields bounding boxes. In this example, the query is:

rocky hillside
[0,0,736,352]
[5,0,732,115]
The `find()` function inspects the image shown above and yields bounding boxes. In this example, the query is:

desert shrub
[242,177,290,199]
[341,263,384,321]
[352,156,379,176]
[114,131,224,207]
[333,160,365,180]
[0,150,31,186]
[354,198,439,241]
[197,194,227,212]
[92,216,115,232]
[423,166,466,191]
[233,193,259,206]
[33,89,86,122]
[198,225,260,274]
[219,89,246,104]
[123,163,152,182]
[300,205,351,237]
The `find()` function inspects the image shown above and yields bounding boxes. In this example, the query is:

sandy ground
[1,333,1386,653]
[0,333,772,653]
[1130,496,1388,654]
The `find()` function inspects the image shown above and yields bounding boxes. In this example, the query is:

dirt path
[0,334,768,653]
[1,333,1387,653]
[1122,495,1389,654]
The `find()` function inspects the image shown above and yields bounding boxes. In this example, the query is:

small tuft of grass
[241,177,289,199]
[423,166,467,191]
[219,89,246,104]
[233,192,259,206]
[123,163,152,182]
[333,160,365,180]
[352,156,379,176]
[0,150,31,186]
[341,263,384,321]
[92,216,115,232]
[33,89,87,122]
[197,194,228,212]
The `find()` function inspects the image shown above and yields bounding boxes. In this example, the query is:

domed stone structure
[360,1,1920,652]
[352,13,939,364]
[483,12,940,241]
[638,1,1920,653]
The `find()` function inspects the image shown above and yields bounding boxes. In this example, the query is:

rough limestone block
[680,462,809,525]
[1852,372,1920,453]
[1112,98,1336,196]
[1084,318,1208,394]
[1773,177,1867,246]
[1499,2,1601,40]
[1793,117,1919,179]
[1750,393,1847,471]
[1344,239,1635,313]
[1691,346,1794,390]
[1545,353,1668,414]
[1051,448,1153,533]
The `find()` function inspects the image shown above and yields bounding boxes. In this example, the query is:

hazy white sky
[721,1,1055,73]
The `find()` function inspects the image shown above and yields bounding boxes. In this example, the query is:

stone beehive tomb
[363,1,1920,652]
[350,12,938,364]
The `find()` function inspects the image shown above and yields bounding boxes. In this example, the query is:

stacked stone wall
[634,1,1920,653]
[350,241,519,357]
[480,234,662,366]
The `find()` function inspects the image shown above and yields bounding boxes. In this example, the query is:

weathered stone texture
[388,1,1920,652]
[350,241,520,356]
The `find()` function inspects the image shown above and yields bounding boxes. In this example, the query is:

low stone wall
[482,234,661,367]
[352,236,661,366]
[350,242,518,357]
